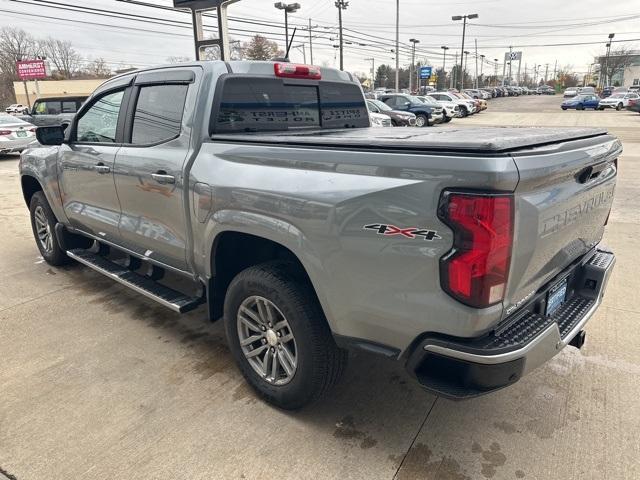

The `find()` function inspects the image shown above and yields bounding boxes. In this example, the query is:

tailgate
[505,135,621,315]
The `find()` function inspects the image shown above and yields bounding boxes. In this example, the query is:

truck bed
[212,126,610,154]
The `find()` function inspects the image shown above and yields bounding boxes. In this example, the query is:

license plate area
[546,278,568,316]
[16,131,27,137]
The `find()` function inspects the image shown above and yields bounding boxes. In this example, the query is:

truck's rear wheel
[29,191,68,266]
[224,261,347,410]
[415,114,429,127]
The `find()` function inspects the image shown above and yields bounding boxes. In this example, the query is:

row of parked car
[463,85,554,98]
[561,90,640,111]
[366,90,488,127]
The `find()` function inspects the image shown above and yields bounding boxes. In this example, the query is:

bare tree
[39,37,82,79]
[242,35,279,61]
[597,46,637,86]
[82,58,112,78]
[0,27,39,106]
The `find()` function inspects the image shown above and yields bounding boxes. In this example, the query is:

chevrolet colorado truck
[20,61,618,409]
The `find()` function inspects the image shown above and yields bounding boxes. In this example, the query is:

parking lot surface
[1,95,638,480]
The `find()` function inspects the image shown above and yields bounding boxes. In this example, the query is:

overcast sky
[1,0,639,79]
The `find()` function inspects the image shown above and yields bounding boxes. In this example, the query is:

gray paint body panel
[19,60,621,355]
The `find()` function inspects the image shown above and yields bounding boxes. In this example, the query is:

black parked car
[366,100,417,126]
[378,94,442,127]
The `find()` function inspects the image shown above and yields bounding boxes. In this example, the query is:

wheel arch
[21,174,43,208]
[207,229,332,329]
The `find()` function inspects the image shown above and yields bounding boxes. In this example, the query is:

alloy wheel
[237,295,298,385]
[34,205,53,253]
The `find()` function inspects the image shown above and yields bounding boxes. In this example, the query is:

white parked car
[369,111,393,127]
[598,92,640,110]
[0,114,37,154]
[417,95,459,121]
[564,88,579,98]
[428,92,476,117]
[5,104,30,115]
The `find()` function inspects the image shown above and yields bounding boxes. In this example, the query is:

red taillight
[29,127,37,132]
[274,62,321,79]
[439,192,514,308]
[0,130,11,136]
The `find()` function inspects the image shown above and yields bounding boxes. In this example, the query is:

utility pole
[474,39,478,88]
[516,53,522,85]
[452,13,478,91]
[552,59,557,81]
[479,54,485,87]
[409,38,420,93]
[335,0,348,70]
[451,52,458,89]
[544,63,549,83]
[365,57,375,89]
[494,59,499,87]
[308,18,314,64]
[507,45,513,84]
[395,0,400,91]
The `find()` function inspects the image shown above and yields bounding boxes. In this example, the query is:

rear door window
[131,84,189,145]
[62,101,76,113]
[212,77,368,133]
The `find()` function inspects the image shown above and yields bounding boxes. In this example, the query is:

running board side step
[67,249,203,314]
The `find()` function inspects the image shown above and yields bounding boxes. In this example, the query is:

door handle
[95,163,110,174]
[151,172,175,185]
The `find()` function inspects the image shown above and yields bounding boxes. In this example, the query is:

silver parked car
[0,114,36,154]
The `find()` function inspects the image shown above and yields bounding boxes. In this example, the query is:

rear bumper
[0,137,35,153]
[405,248,615,399]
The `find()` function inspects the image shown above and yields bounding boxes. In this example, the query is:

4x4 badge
[363,224,441,241]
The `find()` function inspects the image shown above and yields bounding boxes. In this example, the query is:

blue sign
[419,66,432,79]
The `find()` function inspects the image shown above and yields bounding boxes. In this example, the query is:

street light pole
[479,54,485,87]
[409,38,419,93]
[365,57,375,89]
[395,0,400,91]
[603,32,615,87]
[274,2,301,52]
[452,13,478,91]
[463,50,469,89]
[494,58,499,87]
[441,46,448,90]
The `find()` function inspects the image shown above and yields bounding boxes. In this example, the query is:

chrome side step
[67,249,203,314]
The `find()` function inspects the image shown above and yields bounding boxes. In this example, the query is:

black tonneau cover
[212,126,610,154]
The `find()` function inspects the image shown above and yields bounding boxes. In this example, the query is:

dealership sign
[16,60,47,80]
[419,66,432,79]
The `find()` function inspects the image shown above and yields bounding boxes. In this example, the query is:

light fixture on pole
[274,2,301,52]
[452,13,478,91]
[409,38,420,93]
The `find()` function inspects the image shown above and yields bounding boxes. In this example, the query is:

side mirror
[36,126,66,146]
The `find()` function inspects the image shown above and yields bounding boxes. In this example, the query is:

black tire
[616,103,623,111]
[562,107,567,110]
[29,191,69,266]
[224,261,347,410]
[415,114,429,127]
[460,106,469,117]
[443,115,452,123]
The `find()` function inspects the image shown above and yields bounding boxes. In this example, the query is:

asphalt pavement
[0,94,638,480]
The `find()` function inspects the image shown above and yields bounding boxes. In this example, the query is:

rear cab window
[211,76,369,134]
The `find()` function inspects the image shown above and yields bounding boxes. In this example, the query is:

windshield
[0,114,27,125]
[369,99,392,111]
[417,96,439,106]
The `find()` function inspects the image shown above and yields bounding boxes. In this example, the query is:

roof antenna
[284,27,297,61]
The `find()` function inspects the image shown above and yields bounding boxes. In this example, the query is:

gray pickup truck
[20,61,618,409]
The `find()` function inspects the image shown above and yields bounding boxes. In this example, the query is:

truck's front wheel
[29,191,68,266]
[224,261,347,410]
